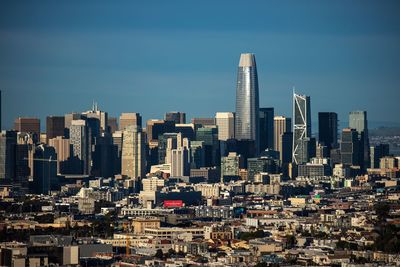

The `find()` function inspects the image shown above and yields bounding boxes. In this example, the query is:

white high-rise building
[70,119,89,174]
[121,126,146,179]
[170,133,190,177]
[292,92,311,164]
[215,112,235,141]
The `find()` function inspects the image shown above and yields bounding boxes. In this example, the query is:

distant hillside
[370,127,400,137]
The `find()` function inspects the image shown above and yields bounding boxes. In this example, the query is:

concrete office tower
[196,126,220,167]
[48,136,71,174]
[190,141,205,169]
[64,113,82,138]
[370,144,390,169]
[32,144,57,195]
[120,113,142,131]
[259,108,274,152]
[70,120,89,175]
[171,134,190,177]
[191,118,216,128]
[318,112,338,155]
[64,113,82,129]
[175,123,195,140]
[122,126,146,179]
[165,112,186,124]
[112,131,123,174]
[108,117,118,134]
[0,131,17,180]
[215,112,235,141]
[221,152,242,183]
[82,102,108,132]
[15,143,30,185]
[274,116,291,158]
[292,92,311,164]
[46,116,65,142]
[158,133,178,164]
[146,119,175,143]
[349,111,370,170]
[235,53,260,153]
[14,117,40,142]
[340,128,360,166]
[17,133,35,179]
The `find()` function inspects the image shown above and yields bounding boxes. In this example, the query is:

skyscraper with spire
[292,91,312,164]
[235,53,260,153]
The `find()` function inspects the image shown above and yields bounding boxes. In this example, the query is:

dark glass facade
[318,112,338,155]
[259,107,274,152]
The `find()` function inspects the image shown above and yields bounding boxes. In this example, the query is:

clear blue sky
[1,0,399,130]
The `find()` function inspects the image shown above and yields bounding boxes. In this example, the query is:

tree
[285,235,297,249]
[374,202,390,222]
[154,249,163,259]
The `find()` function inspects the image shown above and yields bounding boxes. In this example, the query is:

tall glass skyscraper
[235,53,260,153]
[318,112,338,155]
[292,92,311,164]
[349,111,370,170]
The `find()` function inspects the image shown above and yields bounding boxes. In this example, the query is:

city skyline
[1,1,400,130]
[0,2,399,265]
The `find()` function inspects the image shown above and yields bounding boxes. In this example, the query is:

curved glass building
[235,53,260,152]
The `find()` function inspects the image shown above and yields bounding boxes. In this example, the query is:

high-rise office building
[14,117,40,143]
[157,133,178,164]
[235,53,260,153]
[370,144,390,169]
[0,131,17,180]
[121,126,146,179]
[70,120,89,174]
[280,132,293,164]
[340,128,360,166]
[92,133,116,178]
[64,113,82,138]
[215,112,235,141]
[259,108,274,152]
[108,117,118,134]
[292,93,311,164]
[120,113,142,131]
[318,112,338,155]
[221,152,242,182]
[190,141,205,169]
[112,131,123,174]
[165,112,186,124]
[349,111,370,170]
[32,144,57,195]
[17,133,35,179]
[48,136,71,174]
[247,157,278,182]
[82,102,108,133]
[171,134,190,177]
[175,123,195,140]
[196,126,220,167]
[274,116,291,160]
[46,116,65,142]
[15,143,30,184]
[146,120,175,143]
[191,118,215,128]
